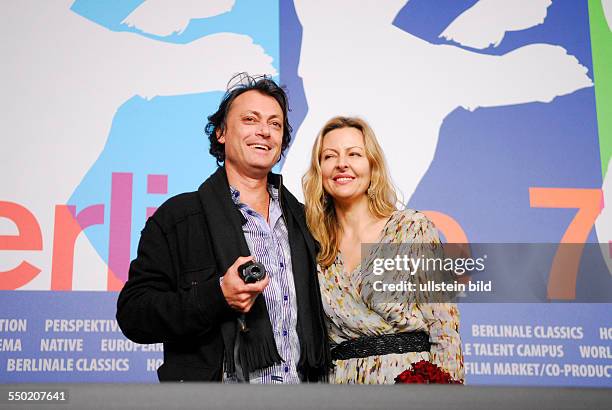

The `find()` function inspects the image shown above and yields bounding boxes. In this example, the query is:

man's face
[217,90,284,178]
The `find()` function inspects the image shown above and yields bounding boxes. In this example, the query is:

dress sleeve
[408,212,464,382]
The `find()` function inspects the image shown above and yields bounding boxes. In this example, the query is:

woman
[303,116,464,384]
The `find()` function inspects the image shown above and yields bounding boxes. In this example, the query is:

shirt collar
[229,184,279,206]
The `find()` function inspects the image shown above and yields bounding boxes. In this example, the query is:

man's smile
[248,143,272,151]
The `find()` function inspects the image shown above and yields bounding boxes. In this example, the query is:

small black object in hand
[238,261,266,284]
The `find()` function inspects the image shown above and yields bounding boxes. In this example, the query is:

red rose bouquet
[394,360,462,384]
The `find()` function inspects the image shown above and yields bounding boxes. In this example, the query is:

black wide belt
[331,331,430,361]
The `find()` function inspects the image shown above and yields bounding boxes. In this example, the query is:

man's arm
[116,216,233,344]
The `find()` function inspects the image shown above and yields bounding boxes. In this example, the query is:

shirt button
[284,367,289,373]
[282,330,288,336]
[283,295,288,301]
[280,262,284,268]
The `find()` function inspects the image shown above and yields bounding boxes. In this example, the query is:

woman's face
[320,127,371,205]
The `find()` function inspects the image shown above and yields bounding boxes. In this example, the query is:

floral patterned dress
[317,209,464,384]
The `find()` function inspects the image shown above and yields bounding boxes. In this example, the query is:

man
[116,73,330,383]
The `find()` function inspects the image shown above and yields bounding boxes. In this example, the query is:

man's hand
[220,256,269,313]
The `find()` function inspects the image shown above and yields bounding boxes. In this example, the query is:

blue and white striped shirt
[225,184,301,384]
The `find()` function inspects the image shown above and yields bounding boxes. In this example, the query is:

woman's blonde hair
[302,116,398,267]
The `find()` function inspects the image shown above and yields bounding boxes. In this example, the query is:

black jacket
[116,167,330,382]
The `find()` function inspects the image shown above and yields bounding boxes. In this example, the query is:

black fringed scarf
[198,167,331,381]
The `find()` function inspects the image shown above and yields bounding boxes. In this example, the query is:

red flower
[405,374,425,384]
[394,369,415,383]
[395,361,462,384]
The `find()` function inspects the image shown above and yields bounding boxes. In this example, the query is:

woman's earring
[322,194,328,207]
[367,186,375,199]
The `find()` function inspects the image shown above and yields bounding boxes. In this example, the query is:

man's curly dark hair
[205,73,293,165]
